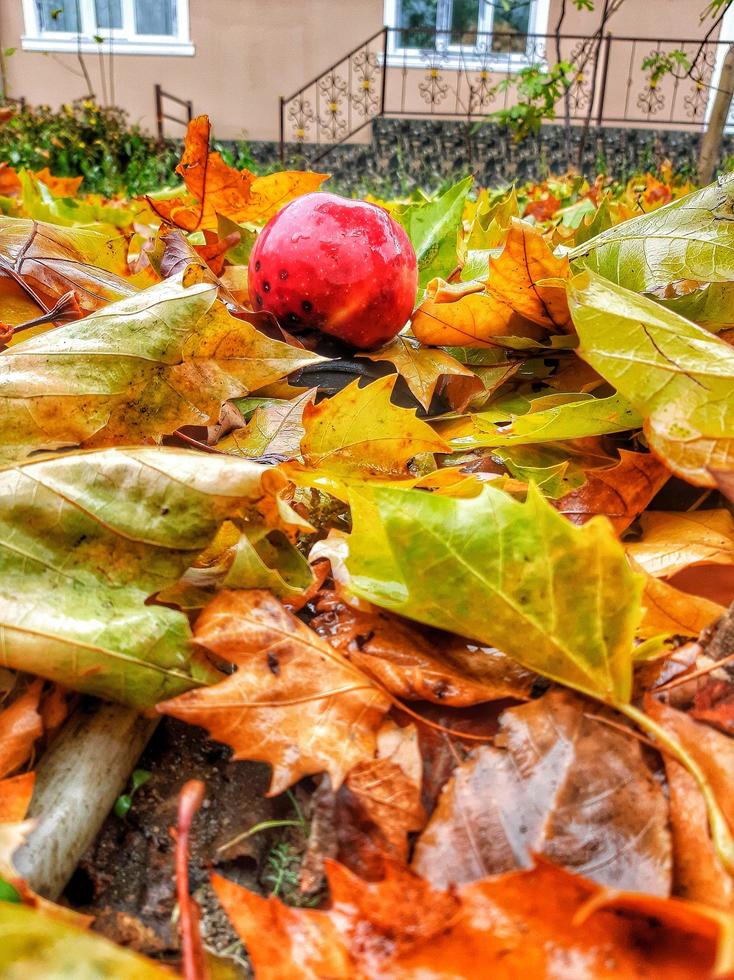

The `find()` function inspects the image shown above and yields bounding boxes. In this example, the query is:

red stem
[173,779,209,980]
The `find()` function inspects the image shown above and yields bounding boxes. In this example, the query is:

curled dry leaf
[627,509,734,579]
[552,449,669,533]
[0,680,43,780]
[158,590,390,795]
[212,856,730,980]
[311,591,535,706]
[359,337,477,411]
[412,689,671,894]
[0,216,134,314]
[218,389,316,461]
[412,219,572,347]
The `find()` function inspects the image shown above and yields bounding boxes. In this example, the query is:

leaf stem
[617,700,734,875]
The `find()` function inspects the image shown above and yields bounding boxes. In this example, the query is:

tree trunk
[698,43,734,185]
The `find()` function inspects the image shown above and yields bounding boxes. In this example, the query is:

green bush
[0,99,180,196]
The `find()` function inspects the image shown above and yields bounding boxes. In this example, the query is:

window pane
[134,0,176,35]
[450,0,480,45]
[492,0,532,53]
[95,0,122,29]
[396,0,438,50]
[37,0,80,32]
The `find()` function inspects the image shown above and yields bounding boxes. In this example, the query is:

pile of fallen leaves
[0,114,733,978]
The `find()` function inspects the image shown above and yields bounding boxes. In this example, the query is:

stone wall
[241,118,734,194]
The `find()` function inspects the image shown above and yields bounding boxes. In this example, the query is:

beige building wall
[0,0,725,142]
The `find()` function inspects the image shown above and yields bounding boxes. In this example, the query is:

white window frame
[384,0,550,70]
[21,0,194,56]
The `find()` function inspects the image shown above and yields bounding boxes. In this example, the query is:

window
[385,0,547,66]
[21,0,193,55]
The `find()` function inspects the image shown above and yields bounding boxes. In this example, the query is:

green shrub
[0,99,180,196]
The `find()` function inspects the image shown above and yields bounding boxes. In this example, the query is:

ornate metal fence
[279,28,725,164]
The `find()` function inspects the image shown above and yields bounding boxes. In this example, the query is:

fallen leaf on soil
[412,689,671,894]
[0,902,170,978]
[311,591,535,706]
[158,590,390,794]
[627,509,734,579]
[212,856,731,979]
[0,681,43,780]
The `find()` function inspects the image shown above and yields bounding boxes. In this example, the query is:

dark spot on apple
[279,269,288,280]
[254,260,261,271]
[286,312,300,326]
[255,294,263,306]
[263,281,270,292]
[302,300,312,313]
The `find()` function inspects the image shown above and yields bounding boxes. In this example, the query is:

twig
[652,649,734,692]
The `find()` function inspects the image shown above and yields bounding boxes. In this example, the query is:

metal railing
[280,27,725,164]
[155,83,193,140]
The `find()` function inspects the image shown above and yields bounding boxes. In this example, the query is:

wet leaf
[345,483,642,703]
[218,389,315,460]
[0,681,42,780]
[0,447,282,707]
[311,591,535,706]
[412,689,671,894]
[449,392,641,451]
[158,590,390,794]
[148,115,327,231]
[0,215,133,313]
[213,856,730,980]
[296,375,449,480]
[567,271,734,486]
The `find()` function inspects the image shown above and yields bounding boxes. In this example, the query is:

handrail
[280,26,726,165]
[155,83,193,140]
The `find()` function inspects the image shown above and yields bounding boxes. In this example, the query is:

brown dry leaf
[0,217,134,314]
[157,590,390,795]
[647,698,734,911]
[412,219,572,347]
[637,563,725,637]
[0,680,43,780]
[212,856,730,980]
[147,115,327,231]
[412,689,671,894]
[311,591,535,706]
[553,449,670,533]
[334,720,426,879]
[713,469,734,504]
[628,510,734,579]
[360,337,477,411]
[663,744,734,910]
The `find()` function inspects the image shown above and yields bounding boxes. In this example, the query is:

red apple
[247,192,418,349]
